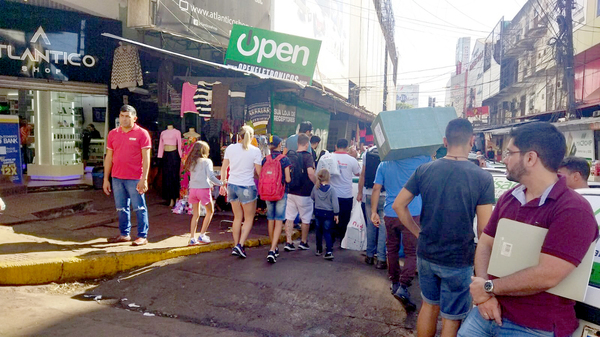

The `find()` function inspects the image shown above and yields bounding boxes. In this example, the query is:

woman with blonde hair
[220,125,262,258]
[185,141,222,246]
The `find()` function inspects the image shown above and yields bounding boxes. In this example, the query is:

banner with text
[155,0,271,47]
[0,116,23,184]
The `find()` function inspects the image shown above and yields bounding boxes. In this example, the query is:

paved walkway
[0,189,297,285]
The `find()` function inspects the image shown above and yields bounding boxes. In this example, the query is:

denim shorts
[266,194,287,221]
[417,258,473,320]
[227,184,258,204]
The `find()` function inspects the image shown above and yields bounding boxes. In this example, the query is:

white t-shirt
[330,152,361,198]
[224,143,262,186]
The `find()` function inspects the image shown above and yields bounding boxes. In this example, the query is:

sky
[392,0,528,108]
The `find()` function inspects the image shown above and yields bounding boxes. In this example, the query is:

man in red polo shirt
[459,122,598,337]
[103,105,152,246]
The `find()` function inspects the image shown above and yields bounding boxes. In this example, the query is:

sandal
[107,235,131,243]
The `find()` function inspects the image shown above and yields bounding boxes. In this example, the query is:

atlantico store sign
[0,2,121,83]
[225,25,321,85]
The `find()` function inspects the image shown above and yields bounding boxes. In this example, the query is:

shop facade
[0,2,121,181]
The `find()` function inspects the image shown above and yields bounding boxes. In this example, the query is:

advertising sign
[0,1,121,82]
[466,106,490,117]
[273,103,296,124]
[155,0,271,48]
[565,130,595,160]
[225,25,322,85]
[0,116,23,185]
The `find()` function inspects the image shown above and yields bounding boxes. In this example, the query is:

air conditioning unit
[593,110,600,118]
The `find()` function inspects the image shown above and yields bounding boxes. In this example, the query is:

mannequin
[183,127,200,139]
[159,125,182,206]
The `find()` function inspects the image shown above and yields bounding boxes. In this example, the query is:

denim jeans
[314,209,334,253]
[458,306,555,337]
[112,178,149,238]
[364,194,387,261]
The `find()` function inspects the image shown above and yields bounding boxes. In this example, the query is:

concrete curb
[0,232,300,285]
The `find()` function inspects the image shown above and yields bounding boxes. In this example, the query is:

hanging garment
[111,45,143,89]
[168,83,182,113]
[193,80,221,118]
[157,60,174,107]
[245,83,271,135]
[158,128,183,158]
[180,82,198,117]
[211,83,229,120]
[161,150,181,202]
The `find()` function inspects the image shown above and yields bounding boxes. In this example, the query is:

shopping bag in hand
[341,200,367,250]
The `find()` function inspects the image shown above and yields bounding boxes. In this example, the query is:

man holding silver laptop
[459,122,598,337]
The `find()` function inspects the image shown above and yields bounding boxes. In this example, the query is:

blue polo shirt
[374,155,431,217]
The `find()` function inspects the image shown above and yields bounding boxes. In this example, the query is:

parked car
[573,188,600,335]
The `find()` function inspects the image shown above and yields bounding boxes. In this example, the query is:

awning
[101,33,375,122]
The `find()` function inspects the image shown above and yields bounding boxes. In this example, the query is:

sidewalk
[0,188,297,285]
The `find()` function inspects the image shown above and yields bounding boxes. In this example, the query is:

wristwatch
[484,280,494,294]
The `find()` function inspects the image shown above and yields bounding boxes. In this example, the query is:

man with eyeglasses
[459,122,598,337]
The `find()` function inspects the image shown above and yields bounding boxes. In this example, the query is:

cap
[269,135,282,147]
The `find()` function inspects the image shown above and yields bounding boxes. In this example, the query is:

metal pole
[383,44,389,111]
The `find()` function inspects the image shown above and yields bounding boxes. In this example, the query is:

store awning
[102,33,376,122]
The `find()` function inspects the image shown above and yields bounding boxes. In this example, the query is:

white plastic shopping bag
[316,151,340,176]
[341,201,367,250]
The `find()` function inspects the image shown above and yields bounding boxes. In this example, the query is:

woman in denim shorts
[220,126,263,258]
[261,136,292,263]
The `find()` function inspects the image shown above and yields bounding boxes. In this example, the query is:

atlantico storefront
[0,2,121,181]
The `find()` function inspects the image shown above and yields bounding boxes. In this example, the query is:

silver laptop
[487,218,595,302]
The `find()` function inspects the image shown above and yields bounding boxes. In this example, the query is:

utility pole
[383,44,389,111]
[564,0,577,119]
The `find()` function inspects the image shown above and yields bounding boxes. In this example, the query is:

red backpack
[259,154,285,201]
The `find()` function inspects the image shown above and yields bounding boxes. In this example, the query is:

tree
[396,102,413,110]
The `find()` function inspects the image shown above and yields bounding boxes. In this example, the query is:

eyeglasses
[503,149,522,158]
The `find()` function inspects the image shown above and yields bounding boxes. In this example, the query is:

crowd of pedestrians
[102,105,597,336]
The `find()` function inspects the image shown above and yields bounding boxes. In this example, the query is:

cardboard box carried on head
[371,107,459,161]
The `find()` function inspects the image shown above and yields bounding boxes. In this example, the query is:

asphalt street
[1,236,424,337]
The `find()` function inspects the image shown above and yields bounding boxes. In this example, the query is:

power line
[444,0,493,29]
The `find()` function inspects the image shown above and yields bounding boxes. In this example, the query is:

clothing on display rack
[157,60,174,106]
[180,82,198,116]
[168,83,181,112]
[193,80,221,118]
[245,84,271,134]
[183,127,200,139]
[111,44,143,89]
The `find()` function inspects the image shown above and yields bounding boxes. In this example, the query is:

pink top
[180,82,198,117]
[158,128,182,158]
[106,124,152,180]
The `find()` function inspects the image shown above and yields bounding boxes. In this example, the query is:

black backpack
[364,147,384,190]
[287,150,305,190]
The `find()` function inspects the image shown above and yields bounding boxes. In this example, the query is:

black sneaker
[298,242,309,250]
[324,252,334,260]
[315,249,323,256]
[275,247,280,257]
[234,244,246,258]
[232,247,239,256]
[267,251,276,263]
[284,243,296,251]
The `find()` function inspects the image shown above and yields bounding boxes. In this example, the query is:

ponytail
[239,125,254,150]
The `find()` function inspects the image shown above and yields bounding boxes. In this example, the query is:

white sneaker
[198,233,211,244]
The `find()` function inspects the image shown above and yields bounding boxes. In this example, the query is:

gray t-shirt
[285,134,313,154]
[404,158,495,268]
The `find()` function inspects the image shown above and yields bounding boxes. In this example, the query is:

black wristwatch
[484,280,494,294]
